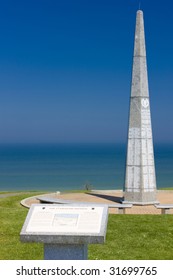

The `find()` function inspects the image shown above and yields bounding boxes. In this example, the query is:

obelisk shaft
[124,10,157,205]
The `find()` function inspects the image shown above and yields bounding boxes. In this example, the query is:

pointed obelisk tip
[137,9,143,14]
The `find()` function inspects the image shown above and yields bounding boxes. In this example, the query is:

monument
[20,204,108,260]
[124,10,157,205]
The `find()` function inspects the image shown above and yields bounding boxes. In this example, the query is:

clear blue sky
[0,0,172,144]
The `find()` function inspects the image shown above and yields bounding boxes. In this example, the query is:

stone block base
[123,191,158,205]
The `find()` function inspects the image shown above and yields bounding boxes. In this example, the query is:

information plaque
[20,204,108,244]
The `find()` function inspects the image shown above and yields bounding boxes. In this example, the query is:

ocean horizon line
[0,143,172,192]
[0,142,172,146]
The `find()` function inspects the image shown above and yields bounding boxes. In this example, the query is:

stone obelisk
[124,10,157,205]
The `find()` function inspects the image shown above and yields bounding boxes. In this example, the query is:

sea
[0,143,172,192]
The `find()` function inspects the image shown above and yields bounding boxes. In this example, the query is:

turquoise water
[0,143,172,191]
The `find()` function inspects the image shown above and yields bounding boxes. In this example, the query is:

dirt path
[0,193,23,199]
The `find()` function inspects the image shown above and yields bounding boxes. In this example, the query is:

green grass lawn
[0,192,173,260]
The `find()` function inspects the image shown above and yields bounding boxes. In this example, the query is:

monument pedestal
[123,191,159,205]
[20,204,108,260]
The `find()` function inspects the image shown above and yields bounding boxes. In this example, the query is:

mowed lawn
[0,192,173,260]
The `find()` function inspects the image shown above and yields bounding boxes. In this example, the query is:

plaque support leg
[44,244,88,260]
